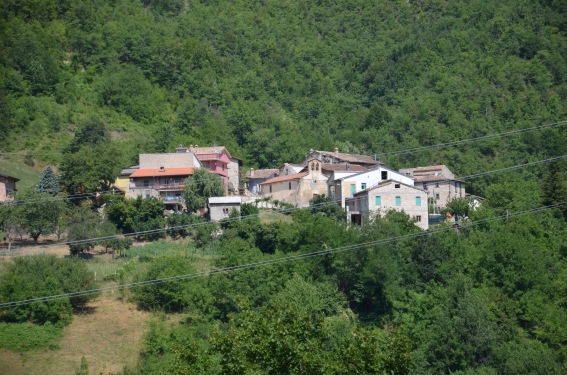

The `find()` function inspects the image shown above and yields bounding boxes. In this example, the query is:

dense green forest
[1,0,567,373]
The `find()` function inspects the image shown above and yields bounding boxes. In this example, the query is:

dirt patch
[0,294,150,375]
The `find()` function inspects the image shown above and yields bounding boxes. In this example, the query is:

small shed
[209,196,242,222]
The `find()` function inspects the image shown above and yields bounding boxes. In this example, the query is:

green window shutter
[375,196,381,205]
[361,182,367,190]
[350,184,356,196]
[416,196,421,206]
[395,196,401,206]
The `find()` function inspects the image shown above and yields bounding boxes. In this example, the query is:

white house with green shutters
[332,166,415,208]
[346,180,429,230]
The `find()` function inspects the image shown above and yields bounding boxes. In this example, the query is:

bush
[0,256,98,325]
[0,322,62,351]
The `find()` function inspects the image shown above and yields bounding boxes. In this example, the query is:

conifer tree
[542,161,567,219]
[36,166,60,196]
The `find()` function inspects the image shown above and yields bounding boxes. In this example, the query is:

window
[416,196,421,206]
[435,193,440,199]
[423,183,428,190]
[361,182,367,190]
[350,184,356,196]
[289,182,292,190]
[143,179,150,187]
[395,196,401,206]
[315,163,319,171]
[269,185,272,193]
[375,196,381,205]
[416,215,422,222]
[435,182,439,188]
[381,171,388,180]
[395,183,400,188]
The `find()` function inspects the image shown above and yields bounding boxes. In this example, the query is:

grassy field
[0,156,43,191]
[0,294,150,375]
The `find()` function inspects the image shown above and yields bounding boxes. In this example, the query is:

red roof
[129,168,194,178]
[261,172,308,185]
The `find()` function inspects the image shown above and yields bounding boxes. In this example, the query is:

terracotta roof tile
[260,172,308,185]
[130,168,194,178]
[315,150,382,165]
[320,163,367,172]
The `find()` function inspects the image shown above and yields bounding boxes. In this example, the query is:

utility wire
[1,202,565,309]
[375,120,567,158]
[2,155,565,251]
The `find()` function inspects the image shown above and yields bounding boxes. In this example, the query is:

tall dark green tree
[541,161,567,219]
[35,165,60,195]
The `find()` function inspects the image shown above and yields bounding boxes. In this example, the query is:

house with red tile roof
[0,173,19,202]
[259,159,328,207]
[301,148,383,169]
[126,152,202,210]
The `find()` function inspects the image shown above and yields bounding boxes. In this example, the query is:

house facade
[126,152,202,210]
[399,165,465,212]
[333,166,415,207]
[245,168,278,195]
[347,180,429,230]
[260,159,328,207]
[227,156,243,194]
[0,174,19,201]
[209,196,242,222]
[177,145,235,193]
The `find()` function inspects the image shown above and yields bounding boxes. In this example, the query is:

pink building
[177,145,235,194]
[0,173,19,201]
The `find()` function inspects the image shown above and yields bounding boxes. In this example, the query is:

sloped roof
[260,172,309,185]
[414,165,445,172]
[315,150,382,165]
[246,169,278,179]
[0,173,20,182]
[130,168,194,178]
[119,165,139,176]
[189,146,231,158]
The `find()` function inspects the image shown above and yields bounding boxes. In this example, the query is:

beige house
[0,174,19,201]
[347,180,429,230]
[260,159,328,207]
[399,165,465,213]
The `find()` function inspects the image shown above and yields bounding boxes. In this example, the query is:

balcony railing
[161,196,183,202]
[129,183,184,190]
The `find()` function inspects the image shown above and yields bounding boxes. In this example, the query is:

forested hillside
[1,1,567,374]
[1,0,566,173]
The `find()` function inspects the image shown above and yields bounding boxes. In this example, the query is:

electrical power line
[2,155,565,252]
[1,201,564,309]
[375,120,567,159]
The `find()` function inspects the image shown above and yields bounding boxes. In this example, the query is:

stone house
[245,168,279,195]
[301,148,383,169]
[227,156,243,194]
[347,180,429,230]
[399,165,465,212]
[333,166,415,207]
[209,196,242,222]
[0,173,19,201]
[126,152,202,210]
[259,159,328,207]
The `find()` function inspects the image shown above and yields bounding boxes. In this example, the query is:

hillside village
[107,144,470,230]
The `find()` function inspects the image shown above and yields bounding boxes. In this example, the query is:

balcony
[129,183,185,190]
[161,195,183,202]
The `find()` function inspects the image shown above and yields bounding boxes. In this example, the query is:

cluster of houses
[111,146,468,230]
[1,144,471,230]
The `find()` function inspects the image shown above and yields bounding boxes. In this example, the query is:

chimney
[249,168,254,177]
[159,166,165,172]
[334,147,339,156]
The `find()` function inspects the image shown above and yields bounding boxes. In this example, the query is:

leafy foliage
[0,256,97,325]
[183,168,224,214]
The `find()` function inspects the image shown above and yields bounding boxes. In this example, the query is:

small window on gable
[375,196,381,205]
[381,171,388,180]
[395,196,401,206]
[361,182,367,190]
[395,184,400,188]
[316,163,319,171]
